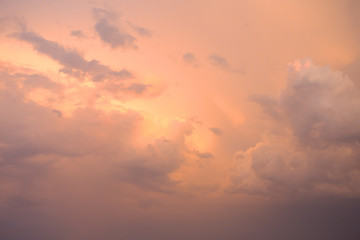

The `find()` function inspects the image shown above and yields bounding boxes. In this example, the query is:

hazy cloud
[209,127,223,136]
[52,109,62,118]
[195,151,214,159]
[125,82,149,94]
[70,30,86,38]
[128,22,152,37]
[208,54,244,74]
[182,52,198,67]
[208,54,230,69]
[13,73,61,92]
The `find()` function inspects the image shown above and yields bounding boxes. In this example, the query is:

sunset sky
[1,0,360,239]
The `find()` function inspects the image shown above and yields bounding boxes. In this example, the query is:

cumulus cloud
[229,59,360,196]
[93,8,137,49]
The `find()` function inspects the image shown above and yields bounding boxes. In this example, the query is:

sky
[1,0,360,239]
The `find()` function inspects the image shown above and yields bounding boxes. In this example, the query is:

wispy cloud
[70,30,87,39]
[209,127,222,136]
[208,54,244,74]
[183,52,198,67]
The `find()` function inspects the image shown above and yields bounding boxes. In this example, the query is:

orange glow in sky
[1,1,360,239]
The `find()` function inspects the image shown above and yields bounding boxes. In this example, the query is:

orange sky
[1,0,360,239]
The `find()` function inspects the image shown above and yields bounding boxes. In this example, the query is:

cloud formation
[9,25,158,98]
[209,127,222,136]
[183,52,198,67]
[0,63,195,208]
[70,30,86,38]
[208,54,230,69]
[229,59,360,196]
[128,22,152,37]
[93,8,137,49]
[207,54,244,74]
[13,30,133,82]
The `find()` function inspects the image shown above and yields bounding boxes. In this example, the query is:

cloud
[52,109,62,118]
[9,27,164,98]
[93,8,137,49]
[18,73,61,92]
[0,16,26,34]
[128,22,152,37]
[249,94,281,119]
[228,59,360,196]
[125,82,149,94]
[208,54,230,69]
[208,54,244,74]
[70,30,86,38]
[12,30,133,82]
[195,151,214,159]
[0,64,198,221]
[183,52,198,67]
[209,127,222,136]
[13,30,88,69]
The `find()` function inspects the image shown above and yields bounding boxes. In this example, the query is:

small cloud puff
[183,52,198,67]
[209,127,222,136]
[70,30,86,38]
[208,54,244,74]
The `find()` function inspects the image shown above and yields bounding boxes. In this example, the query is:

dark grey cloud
[93,8,137,49]
[209,127,222,136]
